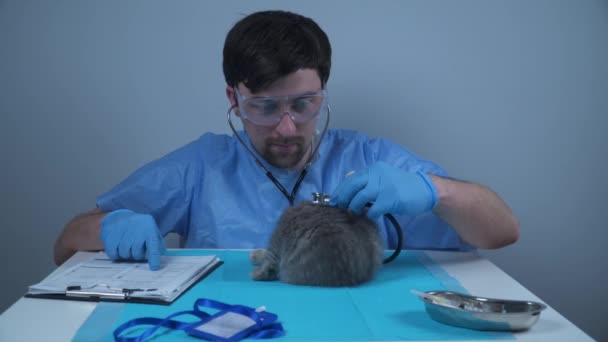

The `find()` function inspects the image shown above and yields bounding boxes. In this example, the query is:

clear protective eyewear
[234,88,327,127]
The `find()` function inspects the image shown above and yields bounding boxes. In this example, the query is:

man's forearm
[54,208,107,265]
[429,175,520,249]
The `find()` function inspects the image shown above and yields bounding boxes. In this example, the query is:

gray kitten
[250,202,384,287]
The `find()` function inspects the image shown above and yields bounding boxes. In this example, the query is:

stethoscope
[227,102,402,264]
[227,102,331,206]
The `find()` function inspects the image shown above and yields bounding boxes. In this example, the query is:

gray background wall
[1,0,606,340]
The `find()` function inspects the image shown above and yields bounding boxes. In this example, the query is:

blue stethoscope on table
[227,99,403,264]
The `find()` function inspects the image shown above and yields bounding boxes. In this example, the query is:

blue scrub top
[97,129,473,251]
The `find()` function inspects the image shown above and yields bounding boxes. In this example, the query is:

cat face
[250,202,384,287]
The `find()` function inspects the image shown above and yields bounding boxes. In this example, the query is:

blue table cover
[74,250,513,341]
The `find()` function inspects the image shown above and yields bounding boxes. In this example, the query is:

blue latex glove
[331,162,438,220]
[100,209,166,271]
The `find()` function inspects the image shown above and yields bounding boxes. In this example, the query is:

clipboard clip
[66,288,127,300]
[65,285,157,300]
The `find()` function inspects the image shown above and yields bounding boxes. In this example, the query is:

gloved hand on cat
[331,161,438,220]
[100,209,166,270]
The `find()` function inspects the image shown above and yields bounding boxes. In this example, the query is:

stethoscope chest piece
[311,192,331,206]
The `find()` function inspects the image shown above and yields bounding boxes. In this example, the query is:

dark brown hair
[223,10,332,93]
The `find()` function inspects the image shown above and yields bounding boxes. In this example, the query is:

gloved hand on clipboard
[100,209,166,270]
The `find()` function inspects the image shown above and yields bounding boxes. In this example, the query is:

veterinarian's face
[228,69,323,170]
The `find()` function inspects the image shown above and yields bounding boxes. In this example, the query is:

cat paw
[250,248,266,265]
[250,267,267,280]
[251,263,278,281]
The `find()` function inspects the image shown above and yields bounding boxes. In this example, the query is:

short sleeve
[363,137,448,177]
[96,139,207,236]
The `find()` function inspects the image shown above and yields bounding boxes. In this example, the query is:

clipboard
[25,252,223,305]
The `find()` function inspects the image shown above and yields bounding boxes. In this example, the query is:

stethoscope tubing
[227,104,403,263]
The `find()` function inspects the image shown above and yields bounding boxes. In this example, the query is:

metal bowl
[419,291,547,331]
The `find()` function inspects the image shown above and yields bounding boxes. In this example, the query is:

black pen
[122,288,158,294]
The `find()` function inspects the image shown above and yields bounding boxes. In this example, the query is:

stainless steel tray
[417,291,547,331]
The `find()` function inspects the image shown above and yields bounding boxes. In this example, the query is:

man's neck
[290,141,314,171]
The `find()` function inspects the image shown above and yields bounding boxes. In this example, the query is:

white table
[0,251,593,341]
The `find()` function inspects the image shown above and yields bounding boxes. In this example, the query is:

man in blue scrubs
[54,10,519,270]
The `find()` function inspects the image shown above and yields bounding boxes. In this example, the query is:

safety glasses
[234,88,327,127]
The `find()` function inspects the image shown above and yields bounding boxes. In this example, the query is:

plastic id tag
[187,306,281,342]
[114,298,284,342]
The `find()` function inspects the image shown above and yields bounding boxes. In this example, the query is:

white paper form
[28,253,220,301]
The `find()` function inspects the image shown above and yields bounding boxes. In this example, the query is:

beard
[262,136,310,169]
